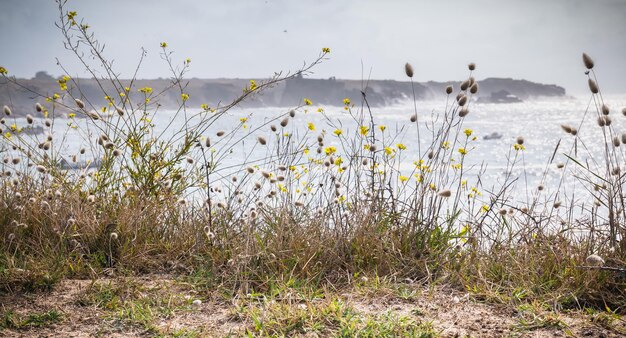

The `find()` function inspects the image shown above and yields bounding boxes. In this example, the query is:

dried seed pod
[216,131,225,137]
[459,107,469,117]
[3,105,11,116]
[445,85,453,94]
[460,80,470,91]
[602,104,610,115]
[570,128,578,136]
[257,136,267,145]
[270,125,277,132]
[597,116,606,127]
[35,103,43,112]
[613,136,621,147]
[582,53,594,69]
[516,136,524,145]
[561,125,572,134]
[588,79,599,94]
[457,95,467,106]
[469,82,479,94]
[289,110,296,117]
[280,117,289,127]
[405,63,414,78]
[75,99,85,109]
[410,114,417,122]
[468,63,476,71]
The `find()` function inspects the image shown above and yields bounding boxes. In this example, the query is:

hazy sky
[1,0,625,94]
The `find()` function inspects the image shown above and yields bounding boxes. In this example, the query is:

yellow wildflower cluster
[322,47,330,53]
[359,126,369,136]
[307,122,315,131]
[513,144,525,151]
[181,93,189,102]
[249,80,257,91]
[343,98,350,106]
[397,143,406,150]
[0,66,7,75]
[304,98,312,105]
[57,75,70,91]
[139,87,153,94]
[399,175,409,182]
[333,129,342,136]
[464,129,473,137]
[160,42,167,48]
[458,147,467,155]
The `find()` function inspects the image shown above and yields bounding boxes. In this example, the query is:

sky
[1,0,625,94]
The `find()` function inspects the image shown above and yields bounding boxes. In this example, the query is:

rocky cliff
[0,74,566,117]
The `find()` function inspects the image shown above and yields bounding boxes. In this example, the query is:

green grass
[0,309,63,330]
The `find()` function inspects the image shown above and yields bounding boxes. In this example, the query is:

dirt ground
[0,276,624,337]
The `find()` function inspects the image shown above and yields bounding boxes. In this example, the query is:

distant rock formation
[0,74,566,117]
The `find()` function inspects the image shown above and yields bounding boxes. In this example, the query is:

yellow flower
[4,132,12,139]
[9,124,17,131]
[307,122,315,131]
[67,11,77,20]
[333,129,342,136]
[481,205,490,213]
[458,147,467,155]
[139,87,153,94]
[396,143,406,150]
[304,98,312,105]
[249,79,257,90]
[343,98,350,105]
[384,147,393,156]
[429,183,436,191]
[0,66,7,75]
[513,144,525,151]
[119,92,126,97]
[322,47,330,53]
[160,42,167,48]
[185,58,191,63]
[53,93,60,99]
[441,141,450,150]
[359,126,369,136]
[334,157,343,166]
[101,107,107,113]
[303,147,309,155]
[399,175,409,182]
[124,86,130,92]
[451,163,462,170]
[201,103,209,111]
[461,180,467,187]
[240,117,248,123]
[317,107,324,113]
[181,93,189,101]
[379,125,386,132]
[68,113,76,118]
[464,129,473,137]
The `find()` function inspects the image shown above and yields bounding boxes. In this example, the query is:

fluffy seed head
[468,63,476,71]
[588,79,599,94]
[410,114,417,122]
[516,136,524,145]
[437,190,452,197]
[280,117,289,127]
[445,85,453,94]
[112,149,122,157]
[36,165,47,173]
[597,116,606,127]
[585,254,604,267]
[26,114,34,124]
[115,105,124,116]
[459,107,469,117]
[499,208,507,215]
[270,125,277,132]
[613,136,621,147]
[3,105,11,116]
[404,63,414,78]
[185,156,194,164]
[246,166,255,174]
[605,116,612,126]
[35,103,43,112]
[570,128,578,136]
[110,232,118,240]
[553,201,561,208]
[582,53,594,69]
[289,110,296,117]
[75,99,85,108]
[12,157,20,165]
[257,136,267,145]
[602,104,610,115]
